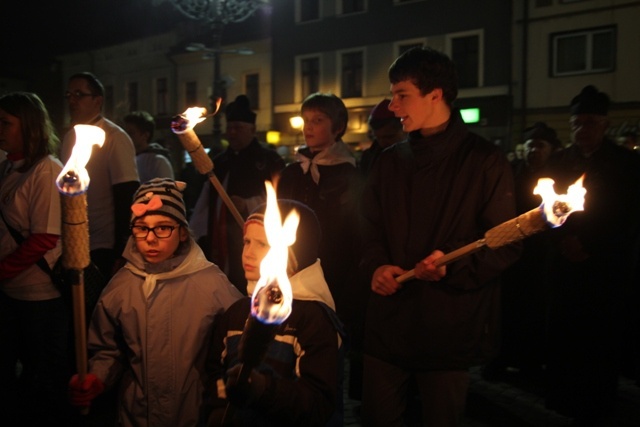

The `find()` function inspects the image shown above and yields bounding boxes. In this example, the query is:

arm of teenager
[0,234,58,280]
[443,148,522,289]
[247,303,339,426]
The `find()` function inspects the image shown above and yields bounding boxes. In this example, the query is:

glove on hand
[69,373,105,407]
[225,364,267,407]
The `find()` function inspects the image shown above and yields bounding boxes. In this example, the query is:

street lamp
[164,0,268,149]
[289,115,303,145]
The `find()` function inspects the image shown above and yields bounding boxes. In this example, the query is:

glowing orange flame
[171,98,222,134]
[56,125,105,194]
[250,182,298,324]
[534,175,586,227]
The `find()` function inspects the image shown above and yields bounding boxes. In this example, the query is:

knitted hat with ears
[130,178,188,227]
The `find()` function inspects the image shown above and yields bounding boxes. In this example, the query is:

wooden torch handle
[395,240,486,284]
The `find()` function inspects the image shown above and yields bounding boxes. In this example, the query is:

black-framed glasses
[131,224,180,239]
[64,90,96,100]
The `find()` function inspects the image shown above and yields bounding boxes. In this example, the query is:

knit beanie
[368,99,399,130]
[244,199,321,272]
[369,99,393,120]
[130,178,188,227]
[225,95,256,124]
[523,122,561,148]
[570,85,610,116]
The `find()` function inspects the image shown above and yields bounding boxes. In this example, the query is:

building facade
[511,0,640,145]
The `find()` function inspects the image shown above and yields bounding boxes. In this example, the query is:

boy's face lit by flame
[248,182,299,325]
[242,223,270,282]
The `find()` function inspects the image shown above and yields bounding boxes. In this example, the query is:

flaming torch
[397,175,586,283]
[221,181,297,424]
[56,125,105,412]
[170,101,245,228]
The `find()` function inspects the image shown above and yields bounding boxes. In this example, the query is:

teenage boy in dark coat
[360,47,520,427]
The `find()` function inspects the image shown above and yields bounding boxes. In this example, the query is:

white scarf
[296,140,356,184]
[246,259,335,311]
[124,239,212,299]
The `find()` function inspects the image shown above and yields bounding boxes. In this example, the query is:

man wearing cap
[543,86,640,425]
[190,95,285,294]
[359,99,405,177]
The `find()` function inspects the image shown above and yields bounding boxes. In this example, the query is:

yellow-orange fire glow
[534,175,586,227]
[56,125,105,194]
[174,99,223,133]
[250,182,298,324]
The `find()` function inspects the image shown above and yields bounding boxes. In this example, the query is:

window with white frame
[300,56,320,99]
[447,30,483,88]
[340,0,366,15]
[296,0,320,23]
[551,27,616,76]
[340,50,363,98]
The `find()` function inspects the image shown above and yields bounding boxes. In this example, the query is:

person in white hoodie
[68,178,243,427]
[209,199,344,427]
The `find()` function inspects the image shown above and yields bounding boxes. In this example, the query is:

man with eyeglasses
[543,85,640,425]
[60,72,139,281]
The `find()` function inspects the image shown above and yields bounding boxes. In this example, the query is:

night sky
[1,0,189,68]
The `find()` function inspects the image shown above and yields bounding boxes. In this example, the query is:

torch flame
[170,98,222,134]
[250,182,298,324]
[534,175,586,227]
[56,125,105,194]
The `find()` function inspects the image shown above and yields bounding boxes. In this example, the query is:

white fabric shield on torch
[397,176,586,283]
[170,101,245,229]
[56,125,105,413]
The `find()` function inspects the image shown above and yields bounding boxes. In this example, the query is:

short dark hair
[301,93,349,140]
[123,111,155,142]
[68,71,105,97]
[388,47,458,106]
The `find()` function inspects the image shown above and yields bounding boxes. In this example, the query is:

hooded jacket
[211,260,343,426]
[87,237,242,427]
